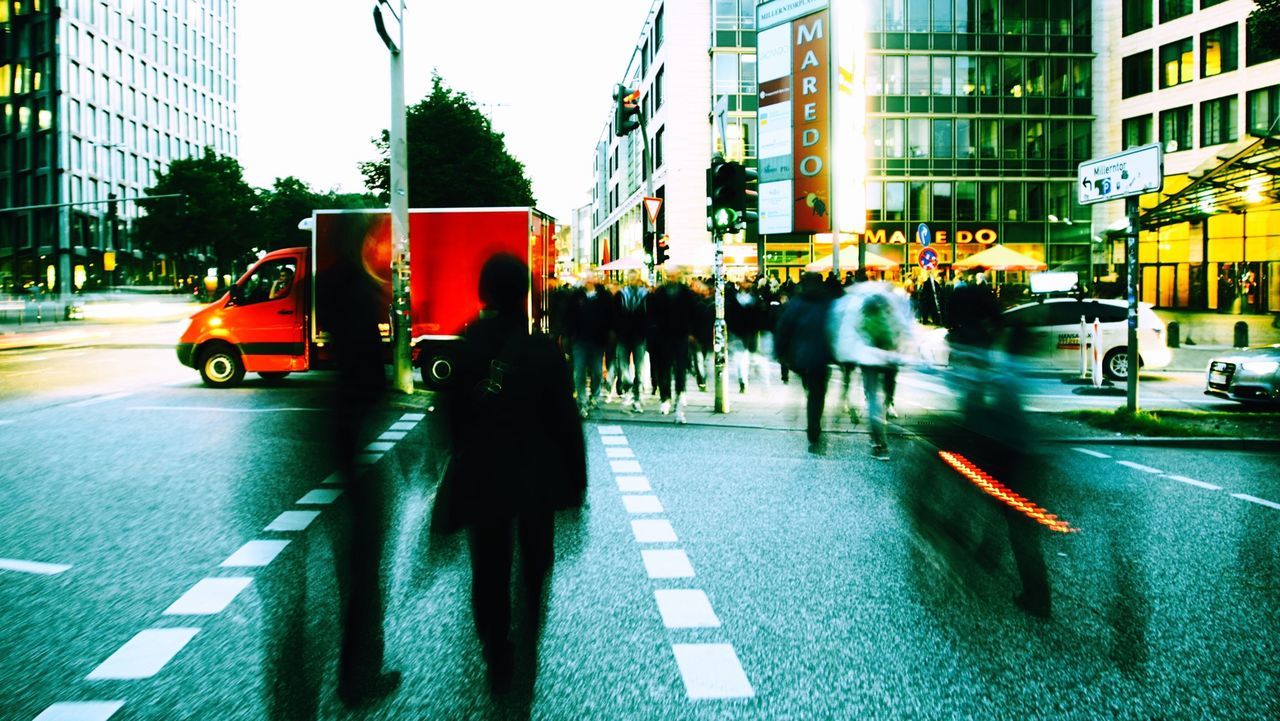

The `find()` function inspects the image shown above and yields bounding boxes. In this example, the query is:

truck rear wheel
[199,344,245,388]
[419,347,457,390]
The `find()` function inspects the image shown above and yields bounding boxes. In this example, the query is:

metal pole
[713,228,728,413]
[639,107,655,281]
[387,0,413,395]
[1125,195,1139,412]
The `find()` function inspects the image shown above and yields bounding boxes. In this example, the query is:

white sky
[236,0,654,223]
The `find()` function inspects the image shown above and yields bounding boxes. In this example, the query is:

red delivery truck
[176,206,557,388]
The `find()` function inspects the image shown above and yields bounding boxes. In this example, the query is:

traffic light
[613,84,640,137]
[708,156,742,233]
[655,234,670,266]
[642,228,655,263]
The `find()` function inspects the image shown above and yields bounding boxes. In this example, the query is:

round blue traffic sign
[917,223,931,247]
[919,247,939,270]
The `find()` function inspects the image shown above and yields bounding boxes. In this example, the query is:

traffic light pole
[638,112,656,282]
[1125,195,1139,413]
[713,228,728,414]
[376,0,413,395]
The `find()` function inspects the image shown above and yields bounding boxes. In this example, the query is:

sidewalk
[1158,310,1280,348]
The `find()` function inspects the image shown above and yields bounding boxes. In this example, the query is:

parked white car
[916,298,1171,380]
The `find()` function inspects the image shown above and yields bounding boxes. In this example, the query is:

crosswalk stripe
[264,510,321,531]
[32,701,125,721]
[219,540,289,568]
[162,578,252,615]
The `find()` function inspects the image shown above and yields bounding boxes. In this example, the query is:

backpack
[860,293,901,351]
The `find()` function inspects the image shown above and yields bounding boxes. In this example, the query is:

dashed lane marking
[297,489,343,505]
[1117,460,1163,474]
[641,549,695,579]
[631,519,679,543]
[32,701,125,721]
[355,453,384,465]
[1073,448,1111,459]
[127,406,325,413]
[264,510,321,531]
[388,421,417,431]
[85,628,200,680]
[597,425,625,435]
[616,475,652,493]
[601,435,629,446]
[66,392,132,408]
[654,590,722,629]
[610,459,643,474]
[605,446,636,458]
[379,431,408,441]
[1164,475,1221,491]
[1233,493,1280,511]
[322,472,343,485]
[219,540,289,568]
[671,644,755,699]
[365,441,395,452]
[400,412,426,421]
[162,578,252,616]
[0,558,72,575]
[622,495,665,514]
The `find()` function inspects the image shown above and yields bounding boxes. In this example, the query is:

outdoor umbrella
[596,256,646,271]
[805,247,896,271]
[953,244,1046,271]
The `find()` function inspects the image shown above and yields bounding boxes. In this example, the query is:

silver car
[1204,345,1280,404]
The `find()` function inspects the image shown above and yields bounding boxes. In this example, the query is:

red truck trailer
[177,207,556,388]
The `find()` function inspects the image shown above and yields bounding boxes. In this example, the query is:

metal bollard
[1233,321,1249,348]
[1167,321,1180,348]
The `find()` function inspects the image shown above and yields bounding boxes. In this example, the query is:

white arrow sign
[1077,143,1163,205]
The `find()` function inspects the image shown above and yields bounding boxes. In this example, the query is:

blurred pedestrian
[437,253,587,691]
[831,281,910,460]
[727,277,769,394]
[690,279,714,392]
[564,274,612,418]
[613,270,649,413]
[774,272,834,453]
[918,271,945,326]
[649,268,697,424]
[315,215,400,708]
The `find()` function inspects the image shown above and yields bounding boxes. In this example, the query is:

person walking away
[831,282,909,460]
[727,278,768,393]
[564,275,612,418]
[690,279,715,392]
[918,271,945,326]
[945,267,1002,415]
[649,269,697,423]
[613,270,649,412]
[316,216,400,708]
[439,253,586,691]
[774,272,834,453]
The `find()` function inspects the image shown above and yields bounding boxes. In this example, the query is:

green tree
[135,147,258,289]
[359,74,535,208]
[1250,0,1280,56]
[257,177,381,252]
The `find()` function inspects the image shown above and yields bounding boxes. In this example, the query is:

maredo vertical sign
[757,0,864,236]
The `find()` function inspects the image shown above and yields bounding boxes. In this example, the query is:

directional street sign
[916,223,931,247]
[918,247,939,270]
[1077,143,1163,205]
[643,196,663,226]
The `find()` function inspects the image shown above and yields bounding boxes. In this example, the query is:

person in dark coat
[562,275,613,417]
[441,253,587,691]
[774,272,834,452]
[613,270,649,412]
[726,278,767,393]
[648,268,697,423]
[917,271,945,326]
[315,214,400,709]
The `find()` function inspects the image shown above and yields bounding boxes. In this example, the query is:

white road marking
[297,489,343,505]
[400,412,426,421]
[322,472,343,485]
[66,392,132,408]
[219,540,289,568]
[641,549,695,578]
[597,425,625,435]
[265,510,321,531]
[1233,493,1280,511]
[671,644,755,699]
[631,519,678,543]
[1073,448,1111,459]
[601,435,629,446]
[0,557,71,575]
[85,628,200,680]
[616,475,652,493]
[128,406,325,413]
[388,421,417,431]
[622,495,664,514]
[654,590,721,629]
[605,446,636,459]
[32,701,125,721]
[365,441,395,452]
[355,453,384,465]
[379,431,408,441]
[162,578,252,615]
[1163,475,1221,491]
[610,459,643,474]
[1117,460,1164,474]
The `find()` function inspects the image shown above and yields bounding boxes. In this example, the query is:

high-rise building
[1097,0,1279,315]
[1,0,239,295]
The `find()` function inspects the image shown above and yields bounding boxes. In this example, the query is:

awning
[596,256,645,271]
[805,246,896,271]
[1140,134,1280,229]
[953,245,1046,271]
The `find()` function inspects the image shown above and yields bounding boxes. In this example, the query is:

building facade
[1098,0,1280,314]
[1,0,239,295]
[590,0,711,273]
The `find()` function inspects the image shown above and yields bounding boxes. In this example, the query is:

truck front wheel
[199,344,246,388]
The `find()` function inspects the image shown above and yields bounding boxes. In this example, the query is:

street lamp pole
[375,0,413,395]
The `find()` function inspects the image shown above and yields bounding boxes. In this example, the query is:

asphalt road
[2,343,1279,719]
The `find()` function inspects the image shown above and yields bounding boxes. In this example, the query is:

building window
[1201,95,1238,146]
[884,56,904,95]
[932,57,951,96]
[1159,38,1193,89]
[1159,0,1191,23]
[886,0,905,31]
[1122,115,1153,147]
[955,56,976,96]
[933,182,953,221]
[956,181,977,220]
[956,118,974,158]
[907,56,929,96]
[1201,24,1237,77]
[1160,105,1193,152]
[932,0,953,32]
[1123,0,1151,36]
[885,118,905,157]
[654,127,664,168]
[867,181,883,221]
[909,181,930,220]
[885,182,905,221]
[1200,0,1226,7]
[1122,51,1152,98]
[1246,85,1280,136]
[908,117,930,157]
[654,6,663,49]
[907,0,929,33]
[933,119,953,157]
[654,68,664,109]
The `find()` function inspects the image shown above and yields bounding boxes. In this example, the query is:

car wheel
[1103,348,1129,381]
[199,344,245,388]
[258,371,290,382]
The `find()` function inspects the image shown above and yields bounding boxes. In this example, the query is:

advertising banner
[790,10,832,234]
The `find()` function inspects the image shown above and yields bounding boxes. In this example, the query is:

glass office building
[1,0,238,295]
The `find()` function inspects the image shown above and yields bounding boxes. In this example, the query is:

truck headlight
[1241,360,1279,375]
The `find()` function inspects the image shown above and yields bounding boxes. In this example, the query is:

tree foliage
[359,74,535,208]
[1251,0,1280,51]
[256,176,379,252]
